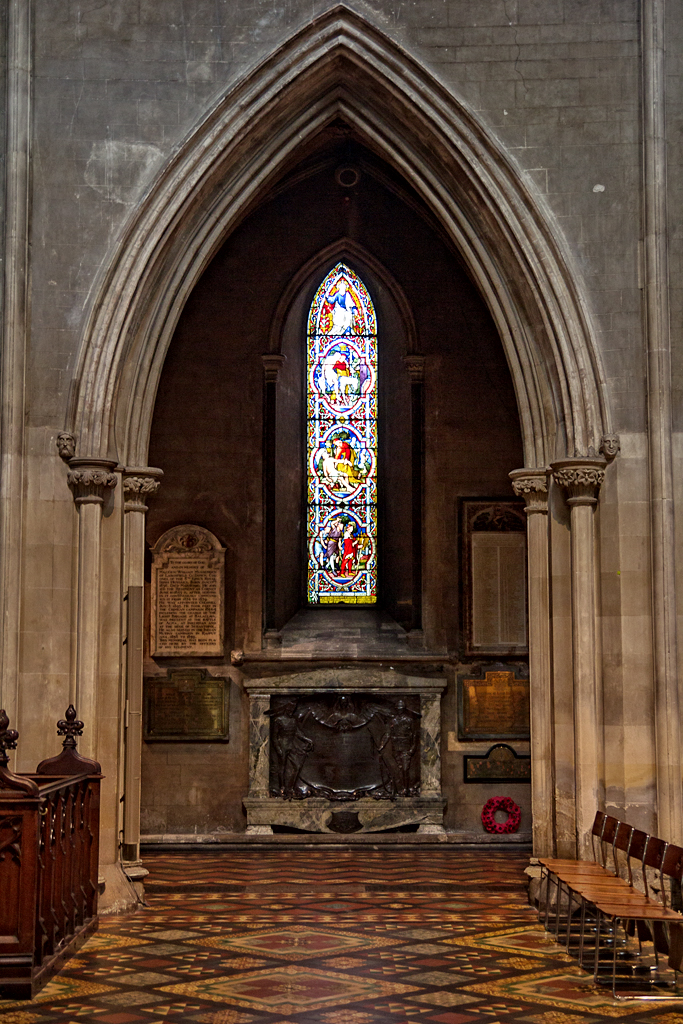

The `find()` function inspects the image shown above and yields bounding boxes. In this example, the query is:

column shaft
[510,469,553,857]
[121,469,162,862]
[67,461,118,761]
[405,355,425,636]
[551,458,605,858]
[0,0,32,715]
[75,501,102,758]
[569,501,601,854]
[642,0,682,842]
[262,355,285,636]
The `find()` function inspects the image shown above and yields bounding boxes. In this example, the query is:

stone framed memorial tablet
[144,669,229,742]
[150,524,225,657]
[458,666,530,741]
[463,743,531,783]
[461,499,528,657]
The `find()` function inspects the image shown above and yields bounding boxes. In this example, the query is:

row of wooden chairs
[538,811,683,1000]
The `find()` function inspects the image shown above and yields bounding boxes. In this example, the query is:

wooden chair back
[662,843,683,882]
[643,835,667,868]
[598,815,619,866]
[611,822,633,877]
[626,828,649,886]
[590,810,607,862]
[641,836,668,900]
[659,843,683,911]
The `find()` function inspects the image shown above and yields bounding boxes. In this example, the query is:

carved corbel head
[599,434,620,460]
[56,431,76,460]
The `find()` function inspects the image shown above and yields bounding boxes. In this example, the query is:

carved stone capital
[404,354,426,382]
[261,353,285,382]
[56,431,76,461]
[67,459,118,506]
[550,457,606,507]
[123,466,163,512]
[509,468,549,515]
[599,433,620,460]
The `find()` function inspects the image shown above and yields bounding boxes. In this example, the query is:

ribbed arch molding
[67,4,610,468]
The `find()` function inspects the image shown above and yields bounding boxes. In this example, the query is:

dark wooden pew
[0,706,102,999]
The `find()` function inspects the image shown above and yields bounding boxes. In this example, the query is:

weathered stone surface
[2,0,681,882]
[243,796,445,834]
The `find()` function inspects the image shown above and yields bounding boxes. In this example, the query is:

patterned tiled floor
[2,847,682,1023]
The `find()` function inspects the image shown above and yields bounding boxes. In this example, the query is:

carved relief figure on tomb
[307,263,377,603]
[267,695,421,802]
[310,694,369,731]
[377,699,420,797]
[268,700,314,800]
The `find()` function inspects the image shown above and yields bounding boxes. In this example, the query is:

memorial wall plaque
[462,500,528,656]
[144,669,229,742]
[458,669,530,741]
[150,524,225,657]
[463,743,531,783]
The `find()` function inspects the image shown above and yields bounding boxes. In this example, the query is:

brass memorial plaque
[458,669,530,741]
[144,669,229,742]
[463,743,531,783]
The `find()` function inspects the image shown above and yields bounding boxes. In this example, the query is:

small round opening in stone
[335,165,360,187]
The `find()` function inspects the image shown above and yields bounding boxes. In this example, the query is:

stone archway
[63,5,611,864]
[67,6,609,468]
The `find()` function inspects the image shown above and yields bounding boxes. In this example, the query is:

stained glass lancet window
[307,263,378,604]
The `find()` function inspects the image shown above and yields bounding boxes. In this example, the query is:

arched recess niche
[146,140,525,652]
[66,6,610,471]
[59,5,614,849]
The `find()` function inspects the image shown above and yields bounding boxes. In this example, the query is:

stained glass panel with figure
[307,263,377,603]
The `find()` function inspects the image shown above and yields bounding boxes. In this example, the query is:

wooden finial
[36,707,101,777]
[0,709,19,766]
[57,705,84,750]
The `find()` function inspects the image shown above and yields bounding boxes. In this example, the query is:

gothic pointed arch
[66,4,610,468]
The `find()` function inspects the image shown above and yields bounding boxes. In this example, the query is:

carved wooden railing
[0,706,102,1000]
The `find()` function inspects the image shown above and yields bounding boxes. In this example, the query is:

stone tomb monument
[243,669,446,834]
[151,525,225,657]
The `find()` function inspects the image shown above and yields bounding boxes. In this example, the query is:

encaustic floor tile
[1,848,681,1022]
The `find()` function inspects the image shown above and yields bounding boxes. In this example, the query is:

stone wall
[142,138,525,834]
[0,0,678,870]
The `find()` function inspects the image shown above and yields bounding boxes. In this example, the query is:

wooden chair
[557,821,635,953]
[539,813,620,938]
[585,841,683,999]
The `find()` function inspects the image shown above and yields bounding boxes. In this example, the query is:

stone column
[510,468,552,857]
[67,459,118,760]
[404,355,425,643]
[121,468,162,864]
[551,457,606,858]
[262,354,285,642]
[642,0,682,843]
[0,0,32,718]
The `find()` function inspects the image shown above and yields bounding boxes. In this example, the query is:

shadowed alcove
[140,130,526,835]
[146,132,524,647]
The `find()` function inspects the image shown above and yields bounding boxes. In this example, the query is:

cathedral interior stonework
[0,0,682,918]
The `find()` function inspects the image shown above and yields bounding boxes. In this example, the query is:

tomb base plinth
[244,795,445,834]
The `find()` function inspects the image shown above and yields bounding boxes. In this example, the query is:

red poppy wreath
[481,796,521,834]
